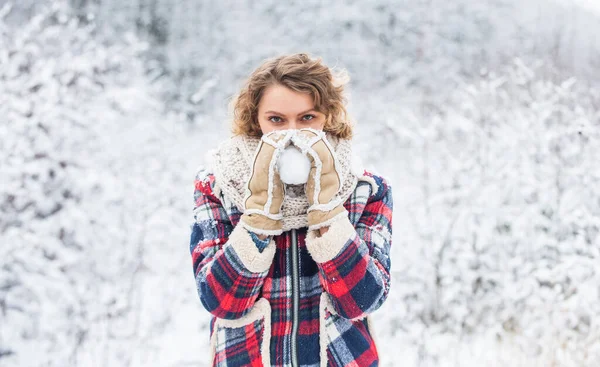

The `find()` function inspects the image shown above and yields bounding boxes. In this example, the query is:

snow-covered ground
[2,1,600,366]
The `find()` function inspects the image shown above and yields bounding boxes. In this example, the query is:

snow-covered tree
[0,2,206,366]
[4,0,600,366]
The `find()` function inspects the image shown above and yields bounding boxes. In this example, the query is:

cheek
[257,119,274,135]
[309,118,325,130]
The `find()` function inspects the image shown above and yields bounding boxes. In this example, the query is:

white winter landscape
[1,0,599,366]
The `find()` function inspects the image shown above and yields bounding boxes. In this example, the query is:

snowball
[277,145,311,185]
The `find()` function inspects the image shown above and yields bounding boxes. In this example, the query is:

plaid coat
[189,167,393,367]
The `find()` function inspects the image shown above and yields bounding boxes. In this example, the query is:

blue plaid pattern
[248,231,272,253]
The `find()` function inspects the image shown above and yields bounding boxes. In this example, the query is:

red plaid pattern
[213,318,264,366]
[190,167,393,367]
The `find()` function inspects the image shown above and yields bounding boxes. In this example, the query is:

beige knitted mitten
[291,128,347,230]
[240,130,295,236]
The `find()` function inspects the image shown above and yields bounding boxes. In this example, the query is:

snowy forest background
[1,0,599,366]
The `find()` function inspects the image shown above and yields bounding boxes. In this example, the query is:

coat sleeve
[305,173,393,320]
[190,168,276,320]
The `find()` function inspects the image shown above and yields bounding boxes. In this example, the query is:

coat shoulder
[358,169,392,202]
[193,166,220,201]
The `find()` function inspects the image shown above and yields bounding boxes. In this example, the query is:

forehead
[259,84,315,111]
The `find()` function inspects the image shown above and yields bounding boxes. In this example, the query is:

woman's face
[257,84,326,134]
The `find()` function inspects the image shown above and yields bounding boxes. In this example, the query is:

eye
[268,116,283,123]
[302,114,316,121]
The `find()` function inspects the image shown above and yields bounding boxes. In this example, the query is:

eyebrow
[264,108,317,116]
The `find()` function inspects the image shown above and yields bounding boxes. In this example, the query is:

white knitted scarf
[205,133,366,231]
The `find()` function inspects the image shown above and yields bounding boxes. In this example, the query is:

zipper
[290,228,299,367]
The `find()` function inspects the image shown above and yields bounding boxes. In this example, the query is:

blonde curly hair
[229,53,353,139]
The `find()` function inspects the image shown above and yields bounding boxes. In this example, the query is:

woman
[190,53,393,367]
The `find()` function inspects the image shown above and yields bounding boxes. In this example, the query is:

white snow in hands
[277,145,311,184]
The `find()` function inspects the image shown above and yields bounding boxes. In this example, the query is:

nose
[288,121,298,130]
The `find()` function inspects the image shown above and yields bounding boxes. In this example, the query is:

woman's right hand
[240,130,294,236]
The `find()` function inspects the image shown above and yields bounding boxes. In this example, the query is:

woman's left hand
[291,128,347,231]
